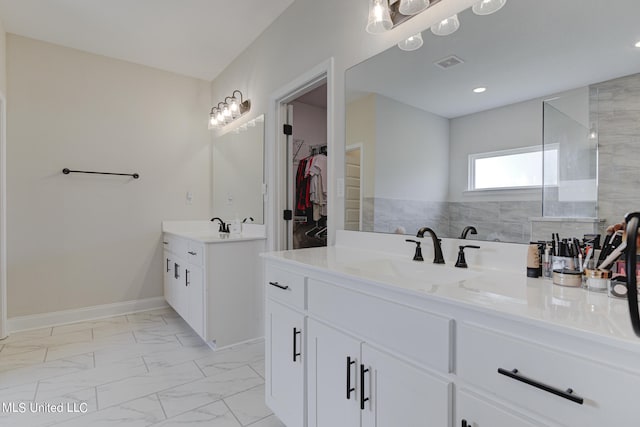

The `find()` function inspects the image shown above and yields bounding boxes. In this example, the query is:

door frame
[345,143,364,232]
[265,58,334,251]
[0,92,7,339]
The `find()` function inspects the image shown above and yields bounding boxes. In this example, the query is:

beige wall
[7,35,211,317]
[209,0,478,244]
[0,18,6,95]
[346,94,376,199]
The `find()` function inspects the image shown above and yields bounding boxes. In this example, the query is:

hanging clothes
[295,148,328,220]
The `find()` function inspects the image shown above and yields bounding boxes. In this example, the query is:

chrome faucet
[210,217,229,233]
[460,226,478,239]
[416,227,445,264]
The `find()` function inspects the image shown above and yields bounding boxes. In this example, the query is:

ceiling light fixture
[398,32,424,51]
[473,87,487,93]
[431,14,460,36]
[472,0,507,16]
[399,0,430,16]
[209,90,250,129]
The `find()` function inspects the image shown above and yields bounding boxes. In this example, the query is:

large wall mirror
[212,115,264,224]
[345,0,640,243]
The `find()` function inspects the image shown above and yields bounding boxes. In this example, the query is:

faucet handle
[455,245,480,268]
[405,239,424,262]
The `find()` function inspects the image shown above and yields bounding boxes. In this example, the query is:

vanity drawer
[458,322,640,426]
[185,241,204,266]
[163,233,187,256]
[308,278,452,373]
[266,265,306,309]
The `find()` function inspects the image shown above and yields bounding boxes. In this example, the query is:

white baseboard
[7,297,168,333]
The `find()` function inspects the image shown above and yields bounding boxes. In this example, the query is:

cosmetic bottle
[527,243,540,278]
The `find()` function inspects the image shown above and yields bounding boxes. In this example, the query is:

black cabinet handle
[292,328,301,362]
[360,364,370,410]
[166,258,171,273]
[185,269,190,287]
[498,368,584,405]
[269,281,290,290]
[174,263,180,279]
[188,251,197,256]
[461,420,469,427]
[346,357,356,399]
[163,241,169,245]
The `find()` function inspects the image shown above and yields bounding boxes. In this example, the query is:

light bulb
[398,32,423,51]
[366,0,392,34]
[223,104,231,118]
[399,0,430,16]
[229,97,239,118]
[473,87,487,93]
[216,110,224,123]
[472,0,507,16]
[431,14,460,36]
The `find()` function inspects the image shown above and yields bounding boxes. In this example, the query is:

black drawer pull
[461,420,469,427]
[174,263,180,279]
[185,269,190,287]
[163,241,169,245]
[498,368,584,405]
[293,328,302,362]
[360,364,370,410]
[269,281,290,290]
[346,357,356,399]
[188,251,197,256]
[166,258,171,273]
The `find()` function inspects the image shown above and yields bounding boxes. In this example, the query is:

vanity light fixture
[431,14,460,36]
[473,87,487,93]
[366,0,393,34]
[399,0,430,16]
[635,41,640,48]
[472,0,507,16]
[209,90,251,129]
[398,32,424,51]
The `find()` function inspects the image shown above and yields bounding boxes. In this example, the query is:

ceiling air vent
[435,55,464,69]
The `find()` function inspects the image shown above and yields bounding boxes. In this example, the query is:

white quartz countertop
[162,220,266,244]
[262,244,640,351]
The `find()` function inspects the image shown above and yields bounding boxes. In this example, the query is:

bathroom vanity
[162,221,265,348]
[263,231,640,426]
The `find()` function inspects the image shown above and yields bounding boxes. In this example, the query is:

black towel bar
[62,168,139,179]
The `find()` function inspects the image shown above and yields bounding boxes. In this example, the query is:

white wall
[209,0,478,245]
[290,101,327,164]
[375,95,449,201]
[212,121,264,223]
[346,94,376,199]
[7,35,211,318]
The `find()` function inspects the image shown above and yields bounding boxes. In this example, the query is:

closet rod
[62,168,140,179]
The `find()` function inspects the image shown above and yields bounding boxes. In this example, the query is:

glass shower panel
[542,102,597,218]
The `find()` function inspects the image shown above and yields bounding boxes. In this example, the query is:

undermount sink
[345,257,482,285]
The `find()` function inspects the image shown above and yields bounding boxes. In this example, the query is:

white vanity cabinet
[163,232,264,347]
[307,318,451,427]
[456,389,542,427]
[265,266,307,427]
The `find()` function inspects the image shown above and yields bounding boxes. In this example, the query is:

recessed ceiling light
[473,87,487,93]
[635,41,640,48]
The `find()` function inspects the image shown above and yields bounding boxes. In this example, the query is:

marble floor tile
[91,319,168,340]
[96,361,204,409]
[143,344,214,371]
[157,365,264,418]
[223,385,271,426]
[37,356,148,400]
[154,400,241,427]
[0,327,53,345]
[0,352,95,388]
[246,415,286,427]
[53,394,166,427]
[195,340,264,377]
[51,316,128,336]
[248,360,265,379]
[2,330,94,358]
[0,347,47,372]
[45,331,136,362]
[175,331,206,348]
[93,341,182,367]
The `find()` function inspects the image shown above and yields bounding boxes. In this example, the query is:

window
[468,145,558,191]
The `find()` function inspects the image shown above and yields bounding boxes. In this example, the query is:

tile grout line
[221,398,245,427]
[246,414,277,426]
[155,393,169,421]
[94,385,100,411]
[141,355,150,373]
[247,364,264,380]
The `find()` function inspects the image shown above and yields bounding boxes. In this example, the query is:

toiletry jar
[583,269,611,292]
[552,268,582,287]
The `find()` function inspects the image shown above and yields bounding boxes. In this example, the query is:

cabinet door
[361,344,452,427]
[457,389,542,427]
[163,251,174,308]
[172,259,187,317]
[185,263,204,337]
[307,319,361,427]
[266,300,305,427]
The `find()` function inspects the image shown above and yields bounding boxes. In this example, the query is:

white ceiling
[347,0,640,118]
[0,0,295,81]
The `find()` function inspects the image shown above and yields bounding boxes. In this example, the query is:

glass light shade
[472,0,507,15]
[223,104,231,118]
[366,0,393,34]
[229,97,239,118]
[208,115,216,129]
[398,32,423,51]
[399,0,430,16]
[431,14,460,36]
[216,110,224,123]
